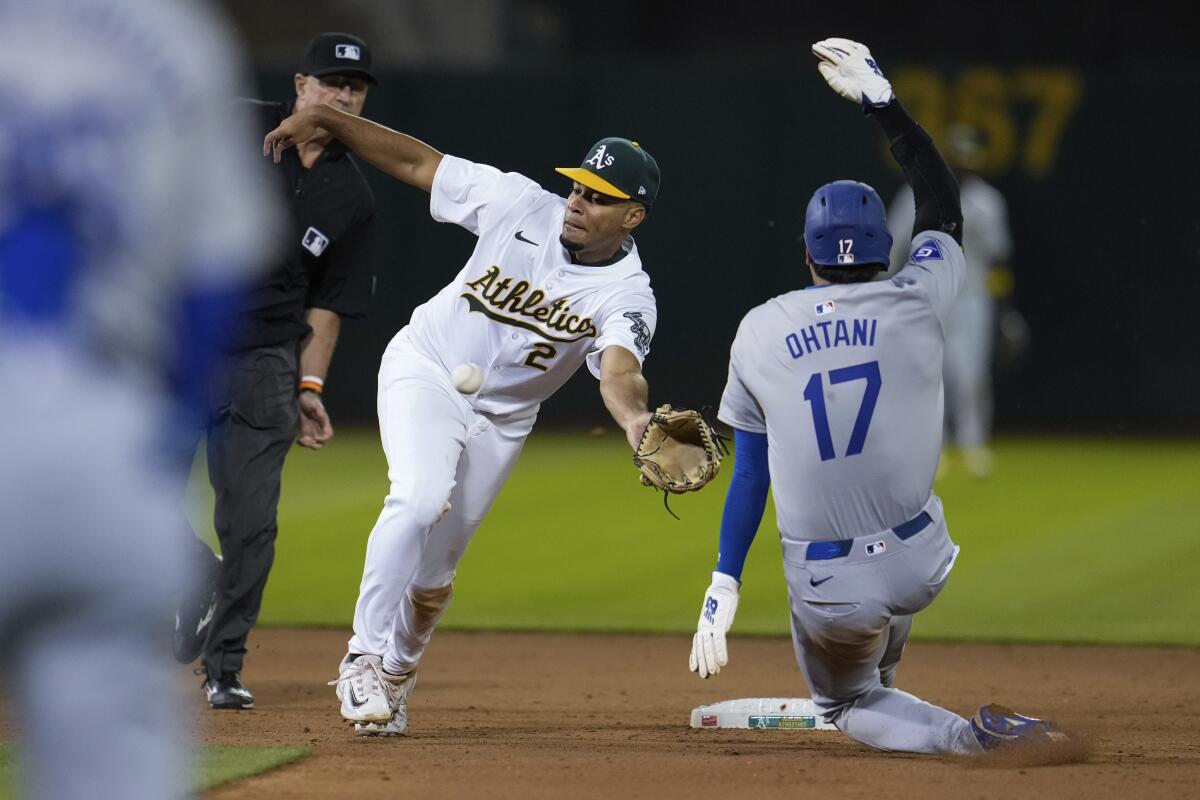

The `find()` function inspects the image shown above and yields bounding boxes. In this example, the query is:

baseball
[451,362,484,394]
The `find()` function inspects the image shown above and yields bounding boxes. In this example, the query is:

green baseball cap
[556,137,660,206]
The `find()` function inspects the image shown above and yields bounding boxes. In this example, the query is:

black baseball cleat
[173,553,222,664]
[204,672,255,710]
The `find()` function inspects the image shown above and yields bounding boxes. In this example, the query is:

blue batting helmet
[803,180,892,268]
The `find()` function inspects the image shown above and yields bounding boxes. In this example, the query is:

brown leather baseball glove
[633,405,727,504]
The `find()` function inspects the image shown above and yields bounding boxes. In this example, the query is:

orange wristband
[299,375,325,395]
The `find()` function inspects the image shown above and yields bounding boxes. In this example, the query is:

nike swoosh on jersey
[514,230,540,246]
[809,575,834,587]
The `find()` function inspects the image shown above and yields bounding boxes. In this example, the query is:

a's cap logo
[815,300,836,316]
[638,186,647,195]
[302,226,330,256]
[585,144,614,170]
[912,239,943,262]
[335,44,362,60]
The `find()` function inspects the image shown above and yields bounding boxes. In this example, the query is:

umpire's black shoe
[204,672,255,710]
[173,554,222,664]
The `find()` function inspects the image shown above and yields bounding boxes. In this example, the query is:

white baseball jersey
[398,155,657,416]
[718,230,965,541]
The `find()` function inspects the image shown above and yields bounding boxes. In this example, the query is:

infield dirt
[185,628,1200,799]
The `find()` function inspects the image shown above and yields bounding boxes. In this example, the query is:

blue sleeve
[167,280,242,426]
[157,276,251,474]
[715,428,771,581]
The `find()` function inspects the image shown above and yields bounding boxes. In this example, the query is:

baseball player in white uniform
[887,123,1014,478]
[0,0,271,796]
[265,111,661,735]
[686,38,1061,754]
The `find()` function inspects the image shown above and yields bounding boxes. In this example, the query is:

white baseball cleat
[355,713,405,737]
[355,670,417,737]
[330,654,393,724]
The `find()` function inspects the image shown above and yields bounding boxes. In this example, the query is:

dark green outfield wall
[252,56,1200,434]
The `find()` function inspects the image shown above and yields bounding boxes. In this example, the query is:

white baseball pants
[348,336,534,674]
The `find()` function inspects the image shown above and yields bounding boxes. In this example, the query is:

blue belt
[805,511,933,561]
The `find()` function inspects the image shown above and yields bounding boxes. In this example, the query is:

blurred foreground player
[0,0,271,797]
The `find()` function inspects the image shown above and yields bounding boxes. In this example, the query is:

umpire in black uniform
[177,32,378,709]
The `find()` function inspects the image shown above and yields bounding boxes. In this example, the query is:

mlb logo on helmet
[335,43,361,60]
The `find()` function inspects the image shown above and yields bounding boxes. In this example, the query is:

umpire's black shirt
[236,99,375,348]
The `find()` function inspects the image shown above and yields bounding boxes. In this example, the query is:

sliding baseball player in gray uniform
[687,38,1061,754]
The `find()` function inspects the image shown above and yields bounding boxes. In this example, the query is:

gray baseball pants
[782,495,981,754]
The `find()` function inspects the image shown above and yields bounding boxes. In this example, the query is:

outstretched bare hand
[263,108,321,163]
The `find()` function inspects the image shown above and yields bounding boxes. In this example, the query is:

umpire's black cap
[298,32,378,85]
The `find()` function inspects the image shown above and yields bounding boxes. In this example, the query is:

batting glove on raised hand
[689,571,740,679]
[812,37,894,108]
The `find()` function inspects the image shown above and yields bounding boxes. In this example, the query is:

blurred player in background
[0,0,272,797]
[264,107,661,736]
[887,123,1018,478]
[688,38,1061,755]
[174,32,378,712]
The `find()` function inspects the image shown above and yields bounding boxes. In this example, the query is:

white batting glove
[812,37,894,108]
[689,571,740,679]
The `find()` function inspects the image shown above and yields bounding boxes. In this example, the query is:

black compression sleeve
[872,101,963,245]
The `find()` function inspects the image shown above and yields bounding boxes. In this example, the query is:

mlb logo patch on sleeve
[911,239,943,263]
[302,226,330,257]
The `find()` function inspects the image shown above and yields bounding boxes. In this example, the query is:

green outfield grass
[187,431,1200,646]
[0,743,308,797]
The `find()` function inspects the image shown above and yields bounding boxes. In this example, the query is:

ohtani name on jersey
[785,318,877,359]
[461,265,598,343]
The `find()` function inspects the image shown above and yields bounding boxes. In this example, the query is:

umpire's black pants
[198,342,299,678]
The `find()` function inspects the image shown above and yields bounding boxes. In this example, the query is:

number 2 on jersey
[801,360,881,461]
[523,342,557,371]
